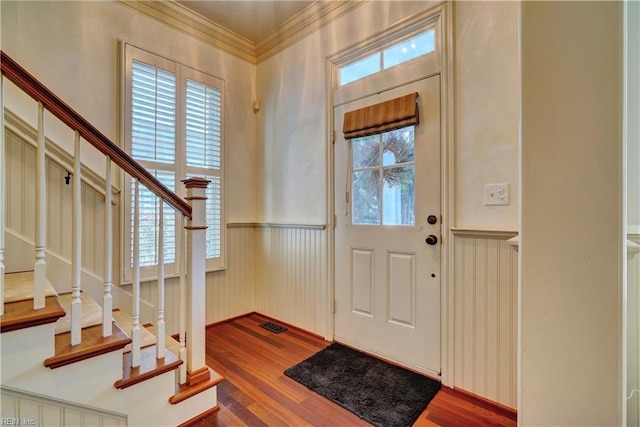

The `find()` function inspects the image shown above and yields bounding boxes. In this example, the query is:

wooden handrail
[0,51,192,219]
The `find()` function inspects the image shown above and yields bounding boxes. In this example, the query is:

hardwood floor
[200,314,516,427]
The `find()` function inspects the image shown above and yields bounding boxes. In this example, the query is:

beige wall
[626,1,640,424]
[521,2,622,424]
[256,1,437,223]
[454,1,519,230]
[256,1,519,230]
[0,0,257,222]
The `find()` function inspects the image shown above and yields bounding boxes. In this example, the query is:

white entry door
[334,76,441,377]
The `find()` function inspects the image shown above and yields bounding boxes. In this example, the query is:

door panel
[334,76,441,377]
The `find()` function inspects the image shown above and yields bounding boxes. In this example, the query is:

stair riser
[1,324,56,383]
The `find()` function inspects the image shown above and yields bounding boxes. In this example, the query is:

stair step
[44,322,132,369]
[4,271,58,303]
[114,345,182,389]
[146,324,182,356]
[54,293,103,335]
[169,368,224,405]
[112,310,157,351]
[0,296,66,333]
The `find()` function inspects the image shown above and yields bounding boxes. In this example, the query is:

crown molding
[255,1,365,63]
[115,0,366,64]
[116,0,257,64]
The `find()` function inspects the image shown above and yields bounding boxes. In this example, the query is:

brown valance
[343,92,419,139]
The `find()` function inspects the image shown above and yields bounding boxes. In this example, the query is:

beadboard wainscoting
[206,224,257,325]
[4,125,114,282]
[628,233,640,425]
[255,223,328,337]
[452,229,518,409]
[1,386,128,427]
[135,224,257,335]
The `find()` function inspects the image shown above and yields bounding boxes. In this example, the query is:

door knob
[425,235,438,245]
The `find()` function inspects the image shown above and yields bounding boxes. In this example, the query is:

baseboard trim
[205,312,254,329]
[177,405,220,427]
[251,313,329,342]
[449,387,517,421]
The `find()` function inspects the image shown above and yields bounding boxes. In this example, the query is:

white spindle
[131,179,141,367]
[102,158,113,337]
[179,215,187,384]
[156,199,165,359]
[70,131,82,345]
[33,102,46,310]
[0,75,6,316]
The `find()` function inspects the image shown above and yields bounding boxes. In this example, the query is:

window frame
[121,43,226,284]
[339,28,437,86]
[333,15,442,107]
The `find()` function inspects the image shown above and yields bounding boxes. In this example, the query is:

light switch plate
[484,183,510,206]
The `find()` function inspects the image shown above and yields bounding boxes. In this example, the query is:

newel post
[182,177,210,386]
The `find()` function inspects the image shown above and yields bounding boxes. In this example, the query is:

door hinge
[332,130,336,145]
[345,191,350,204]
[333,214,337,229]
[331,299,336,313]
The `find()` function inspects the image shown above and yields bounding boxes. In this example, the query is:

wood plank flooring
[200,313,516,427]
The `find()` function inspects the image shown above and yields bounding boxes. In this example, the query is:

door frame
[324,2,455,387]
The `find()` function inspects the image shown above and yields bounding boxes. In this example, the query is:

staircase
[0,51,222,426]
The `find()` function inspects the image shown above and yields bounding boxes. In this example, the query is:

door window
[352,127,415,226]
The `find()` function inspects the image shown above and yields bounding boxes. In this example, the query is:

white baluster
[70,131,82,345]
[131,179,141,367]
[102,158,113,337]
[34,102,46,310]
[156,199,165,359]
[179,215,187,384]
[0,75,5,315]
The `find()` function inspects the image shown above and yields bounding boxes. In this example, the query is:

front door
[334,76,441,377]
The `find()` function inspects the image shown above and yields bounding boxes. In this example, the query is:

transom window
[339,29,436,86]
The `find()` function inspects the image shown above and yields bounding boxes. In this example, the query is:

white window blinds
[124,44,226,280]
[131,61,176,164]
[186,80,222,169]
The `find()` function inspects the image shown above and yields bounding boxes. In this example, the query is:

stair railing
[0,51,210,387]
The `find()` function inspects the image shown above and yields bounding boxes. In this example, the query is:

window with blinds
[123,44,225,281]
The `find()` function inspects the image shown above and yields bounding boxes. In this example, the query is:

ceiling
[176,1,316,43]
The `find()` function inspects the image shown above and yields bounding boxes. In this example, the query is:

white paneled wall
[1,386,127,427]
[206,224,256,325]
[255,224,327,336]
[137,224,257,335]
[453,230,518,409]
[628,234,640,425]
[5,126,108,278]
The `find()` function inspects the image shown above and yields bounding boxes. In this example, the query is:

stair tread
[169,368,224,405]
[55,293,103,335]
[112,310,157,351]
[4,271,58,303]
[146,325,182,356]
[0,296,66,333]
[44,322,132,369]
[114,345,182,389]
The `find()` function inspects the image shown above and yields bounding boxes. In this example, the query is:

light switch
[484,183,510,206]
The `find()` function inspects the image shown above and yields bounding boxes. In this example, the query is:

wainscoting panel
[206,224,256,325]
[5,128,108,278]
[628,234,640,425]
[453,230,518,409]
[136,225,257,335]
[255,224,327,337]
[1,386,127,426]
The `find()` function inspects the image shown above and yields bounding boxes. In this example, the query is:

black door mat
[260,322,288,334]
